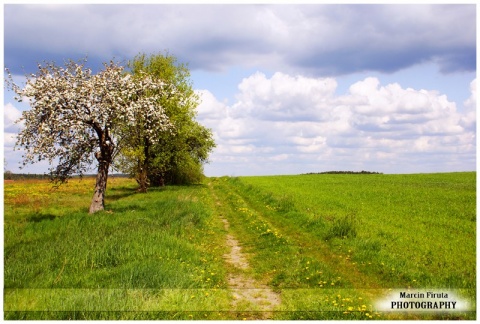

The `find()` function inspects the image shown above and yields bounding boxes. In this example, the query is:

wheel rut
[210,182,281,319]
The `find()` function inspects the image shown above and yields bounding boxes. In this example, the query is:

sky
[3,3,477,176]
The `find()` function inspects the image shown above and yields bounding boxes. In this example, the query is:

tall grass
[4,178,232,320]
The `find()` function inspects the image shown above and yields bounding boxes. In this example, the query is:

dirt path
[210,182,281,319]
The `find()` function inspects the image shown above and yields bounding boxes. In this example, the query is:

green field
[3,172,476,320]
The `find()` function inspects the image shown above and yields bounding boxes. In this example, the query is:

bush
[149,161,205,186]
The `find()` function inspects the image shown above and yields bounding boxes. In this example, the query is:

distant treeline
[4,172,49,180]
[4,172,130,181]
[304,170,383,175]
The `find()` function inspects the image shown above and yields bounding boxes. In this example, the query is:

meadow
[234,172,476,290]
[4,177,233,320]
[3,172,476,320]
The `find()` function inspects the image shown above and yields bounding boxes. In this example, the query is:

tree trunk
[136,168,148,193]
[159,174,165,187]
[136,137,151,193]
[89,160,109,214]
[89,124,114,214]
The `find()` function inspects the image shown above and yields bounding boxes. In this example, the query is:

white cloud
[196,89,228,120]
[5,70,474,176]
[197,73,476,176]
[231,72,337,121]
[4,133,17,147]
[460,79,476,131]
[4,103,23,157]
[4,103,22,132]
[4,103,24,172]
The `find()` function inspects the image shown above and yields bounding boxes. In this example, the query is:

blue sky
[3,3,477,176]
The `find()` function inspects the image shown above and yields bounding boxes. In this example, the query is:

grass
[4,172,476,320]
[208,177,382,319]
[4,177,233,320]
[234,173,476,290]
[207,173,476,320]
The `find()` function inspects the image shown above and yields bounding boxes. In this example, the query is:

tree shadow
[148,183,207,192]
[106,186,138,202]
[104,183,208,205]
[27,213,57,223]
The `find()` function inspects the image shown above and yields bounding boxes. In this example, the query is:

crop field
[3,172,476,320]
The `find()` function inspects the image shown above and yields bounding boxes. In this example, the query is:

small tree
[118,52,215,191]
[149,121,215,186]
[6,59,173,213]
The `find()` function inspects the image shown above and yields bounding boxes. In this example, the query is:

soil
[220,215,281,319]
[210,182,281,319]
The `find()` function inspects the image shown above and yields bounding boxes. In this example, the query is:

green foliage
[117,51,215,190]
[162,158,206,185]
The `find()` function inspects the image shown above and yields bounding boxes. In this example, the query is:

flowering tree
[5,59,173,213]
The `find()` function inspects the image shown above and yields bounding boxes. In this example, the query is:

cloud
[460,79,477,132]
[3,103,22,171]
[230,72,337,121]
[197,72,475,175]
[344,77,464,137]
[196,89,228,120]
[4,103,23,134]
[4,4,476,75]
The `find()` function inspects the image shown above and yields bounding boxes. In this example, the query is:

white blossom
[6,59,174,182]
